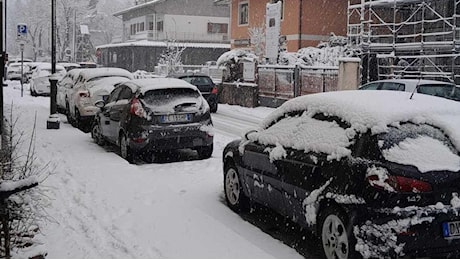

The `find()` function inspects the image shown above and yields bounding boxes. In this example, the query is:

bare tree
[248,25,266,62]
[158,41,186,75]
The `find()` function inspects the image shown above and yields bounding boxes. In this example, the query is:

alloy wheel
[225,168,240,206]
[322,214,349,259]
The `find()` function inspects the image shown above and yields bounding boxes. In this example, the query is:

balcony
[127,30,230,43]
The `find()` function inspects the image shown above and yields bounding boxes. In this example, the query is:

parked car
[57,62,81,71]
[223,90,460,258]
[29,64,66,96]
[66,68,133,131]
[359,79,460,101]
[56,69,84,114]
[168,73,219,113]
[6,62,27,81]
[92,78,214,163]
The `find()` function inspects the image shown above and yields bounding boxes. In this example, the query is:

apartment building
[222,0,348,52]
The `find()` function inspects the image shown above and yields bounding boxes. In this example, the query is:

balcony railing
[127,30,230,43]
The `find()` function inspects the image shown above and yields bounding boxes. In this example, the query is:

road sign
[17,23,28,41]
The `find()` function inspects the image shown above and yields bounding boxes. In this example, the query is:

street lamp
[47,0,59,129]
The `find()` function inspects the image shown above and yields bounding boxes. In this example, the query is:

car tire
[210,103,218,113]
[66,103,76,127]
[91,122,105,146]
[224,163,249,212]
[318,205,357,259]
[197,144,213,159]
[120,133,134,163]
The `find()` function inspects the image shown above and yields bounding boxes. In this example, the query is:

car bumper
[78,105,99,117]
[353,205,460,258]
[128,122,214,152]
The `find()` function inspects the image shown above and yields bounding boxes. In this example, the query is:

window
[359,82,380,90]
[118,86,133,100]
[157,21,164,32]
[239,2,249,25]
[130,24,136,35]
[108,87,123,103]
[149,21,154,31]
[207,23,228,34]
[380,82,405,91]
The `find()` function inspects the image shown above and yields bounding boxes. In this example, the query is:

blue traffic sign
[17,24,27,35]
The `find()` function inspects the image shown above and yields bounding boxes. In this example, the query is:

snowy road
[3,82,308,258]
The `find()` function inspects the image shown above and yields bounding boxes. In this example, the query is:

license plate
[160,114,191,123]
[442,221,460,238]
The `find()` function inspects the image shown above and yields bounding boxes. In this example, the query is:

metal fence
[257,65,339,101]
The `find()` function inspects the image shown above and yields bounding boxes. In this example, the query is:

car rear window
[180,76,213,86]
[142,88,200,106]
[378,123,459,172]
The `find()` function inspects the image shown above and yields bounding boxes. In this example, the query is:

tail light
[79,91,90,98]
[130,98,145,118]
[211,86,218,94]
[367,175,432,193]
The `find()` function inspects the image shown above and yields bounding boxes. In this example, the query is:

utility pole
[1,0,4,147]
[47,0,60,129]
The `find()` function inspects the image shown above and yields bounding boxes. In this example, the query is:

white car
[6,63,27,81]
[57,69,84,114]
[359,79,460,101]
[29,64,66,96]
[66,67,133,131]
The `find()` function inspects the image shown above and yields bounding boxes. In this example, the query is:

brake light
[130,98,145,118]
[367,175,432,193]
[211,87,218,94]
[79,91,90,98]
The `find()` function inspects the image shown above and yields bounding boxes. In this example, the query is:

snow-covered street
[3,81,306,258]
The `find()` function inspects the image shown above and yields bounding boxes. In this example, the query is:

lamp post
[47,0,60,129]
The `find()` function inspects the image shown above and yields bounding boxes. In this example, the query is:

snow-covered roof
[97,40,230,50]
[79,68,133,81]
[129,78,199,95]
[261,90,460,151]
[113,0,165,17]
[36,63,66,71]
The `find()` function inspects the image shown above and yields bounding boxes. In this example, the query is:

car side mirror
[244,129,258,140]
[95,100,105,108]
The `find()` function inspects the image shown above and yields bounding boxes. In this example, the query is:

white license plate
[160,114,191,123]
[443,221,460,238]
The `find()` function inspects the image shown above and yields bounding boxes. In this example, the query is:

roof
[36,63,66,71]
[78,68,133,81]
[262,90,460,151]
[128,78,199,95]
[96,40,230,50]
[113,0,165,17]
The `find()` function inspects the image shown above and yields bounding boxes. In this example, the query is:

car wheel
[120,133,134,163]
[318,205,356,259]
[211,103,218,113]
[91,122,105,146]
[224,163,249,212]
[66,103,76,127]
[197,144,213,159]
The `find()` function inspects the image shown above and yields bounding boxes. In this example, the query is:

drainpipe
[298,0,303,50]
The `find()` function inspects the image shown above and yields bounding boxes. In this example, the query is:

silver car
[359,79,460,101]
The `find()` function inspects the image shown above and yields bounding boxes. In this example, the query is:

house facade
[114,0,230,44]
[96,0,231,71]
[227,0,348,51]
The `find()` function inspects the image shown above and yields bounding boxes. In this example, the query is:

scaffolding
[348,0,460,84]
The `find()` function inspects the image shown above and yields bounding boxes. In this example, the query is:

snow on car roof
[79,68,133,81]
[87,76,129,88]
[369,79,454,85]
[262,90,460,151]
[130,78,199,95]
[36,63,66,71]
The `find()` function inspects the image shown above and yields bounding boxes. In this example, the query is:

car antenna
[410,77,422,100]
